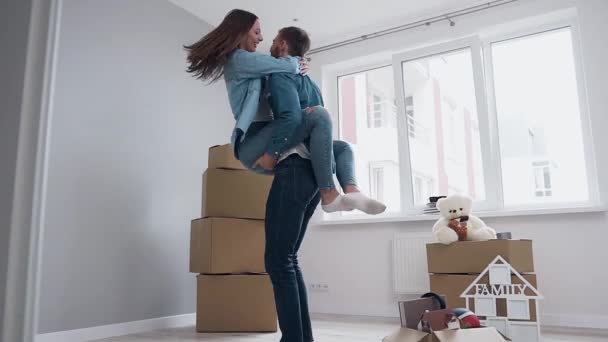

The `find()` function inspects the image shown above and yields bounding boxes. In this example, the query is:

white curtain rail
[308,0,519,55]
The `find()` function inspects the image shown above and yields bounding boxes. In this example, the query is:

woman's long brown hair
[184,9,258,82]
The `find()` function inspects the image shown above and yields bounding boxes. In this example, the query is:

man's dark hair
[279,26,311,57]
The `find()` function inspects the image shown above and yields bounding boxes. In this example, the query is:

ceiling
[169,0,491,52]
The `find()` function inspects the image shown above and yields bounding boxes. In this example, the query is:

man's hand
[253,153,278,171]
[304,105,321,113]
[298,57,310,76]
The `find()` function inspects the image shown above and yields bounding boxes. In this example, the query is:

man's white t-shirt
[278,144,310,163]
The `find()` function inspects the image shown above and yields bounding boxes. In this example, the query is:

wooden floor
[93,315,608,341]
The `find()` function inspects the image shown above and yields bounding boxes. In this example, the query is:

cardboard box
[202,168,273,220]
[208,144,246,170]
[383,327,508,342]
[196,274,277,332]
[426,240,534,274]
[399,295,447,329]
[190,217,265,274]
[429,274,538,321]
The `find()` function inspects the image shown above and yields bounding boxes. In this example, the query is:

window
[405,96,415,138]
[338,67,401,213]
[413,174,434,205]
[330,21,597,219]
[371,94,384,128]
[371,167,385,202]
[400,48,486,205]
[492,28,589,206]
[532,161,553,197]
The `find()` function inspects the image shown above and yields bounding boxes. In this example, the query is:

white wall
[37,0,232,334]
[301,0,608,328]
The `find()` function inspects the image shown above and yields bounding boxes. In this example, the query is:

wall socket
[308,282,329,292]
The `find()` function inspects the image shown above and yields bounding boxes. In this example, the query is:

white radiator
[392,233,433,294]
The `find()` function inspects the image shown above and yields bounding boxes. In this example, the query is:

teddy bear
[432,194,497,245]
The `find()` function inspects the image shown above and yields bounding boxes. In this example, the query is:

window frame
[481,17,600,210]
[322,14,601,222]
[391,36,497,214]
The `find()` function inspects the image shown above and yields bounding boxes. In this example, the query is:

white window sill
[315,204,607,226]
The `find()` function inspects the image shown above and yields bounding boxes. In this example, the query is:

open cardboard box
[399,295,447,329]
[387,296,510,342]
[383,326,509,342]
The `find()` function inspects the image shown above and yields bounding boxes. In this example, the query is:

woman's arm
[231,50,300,79]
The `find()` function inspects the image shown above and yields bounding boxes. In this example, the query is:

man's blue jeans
[265,155,320,342]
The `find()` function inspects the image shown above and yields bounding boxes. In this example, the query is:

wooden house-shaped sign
[460,255,543,341]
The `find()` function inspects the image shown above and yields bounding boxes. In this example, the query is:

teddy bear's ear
[436,198,447,211]
[461,195,473,207]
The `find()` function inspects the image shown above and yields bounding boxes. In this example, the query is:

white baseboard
[35,313,196,342]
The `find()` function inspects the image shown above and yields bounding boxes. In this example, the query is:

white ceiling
[170,0,490,52]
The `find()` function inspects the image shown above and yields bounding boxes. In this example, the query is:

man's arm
[266,73,303,158]
[231,50,299,79]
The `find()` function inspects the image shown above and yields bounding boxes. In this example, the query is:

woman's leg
[332,140,387,215]
[236,121,275,174]
[237,110,347,211]
[332,140,357,190]
[291,107,347,210]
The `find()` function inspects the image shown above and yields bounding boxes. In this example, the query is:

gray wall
[0,0,33,333]
[38,0,233,333]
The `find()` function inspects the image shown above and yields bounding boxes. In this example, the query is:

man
[263,27,322,342]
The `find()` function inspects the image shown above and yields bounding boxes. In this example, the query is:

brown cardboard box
[426,240,534,274]
[399,295,447,329]
[202,168,273,220]
[208,144,246,170]
[383,327,508,342]
[196,274,277,332]
[190,217,265,274]
[429,274,538,321]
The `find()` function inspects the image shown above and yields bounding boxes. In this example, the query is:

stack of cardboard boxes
[426,239,538,323]
[190,144,277,333]
[385,238,542,341]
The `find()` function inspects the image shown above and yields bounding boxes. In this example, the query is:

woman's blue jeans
[237,107,356,189]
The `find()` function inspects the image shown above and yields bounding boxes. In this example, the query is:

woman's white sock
[321,195,353,213]
[342,192,387,215]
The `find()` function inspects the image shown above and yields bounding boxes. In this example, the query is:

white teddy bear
[432,194,497,245]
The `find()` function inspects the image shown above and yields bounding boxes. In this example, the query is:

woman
[184,9,385,214]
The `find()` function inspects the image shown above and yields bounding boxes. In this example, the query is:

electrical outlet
[309,282,329,292]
